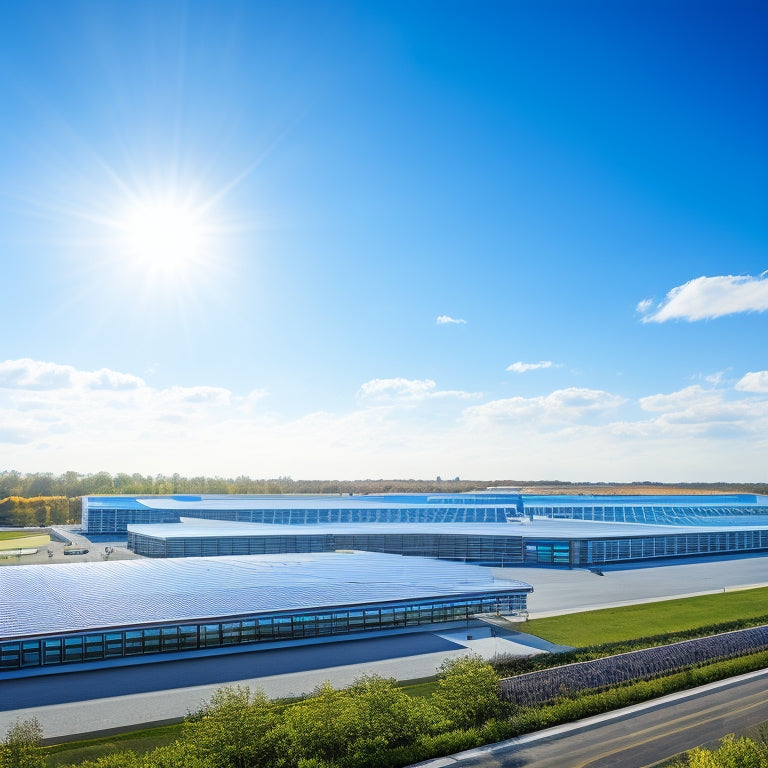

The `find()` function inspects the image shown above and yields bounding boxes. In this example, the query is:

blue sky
[1,0,767,480]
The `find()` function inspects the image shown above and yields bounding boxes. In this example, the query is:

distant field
[518,587,768,646]
[0,532,50,550]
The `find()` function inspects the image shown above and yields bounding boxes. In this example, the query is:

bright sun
[120,199,206,278]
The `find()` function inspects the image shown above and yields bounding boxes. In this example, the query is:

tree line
[0,471,494,500]
[2,470,766,502]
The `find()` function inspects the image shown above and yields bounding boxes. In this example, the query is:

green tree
[0,718,46,768]
[431,655,510,730]
[683,734,768,768]
[280,681,351,765]
[182,685,278,768]
[339,674,431,765]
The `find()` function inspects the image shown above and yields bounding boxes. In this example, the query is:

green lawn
[518,586,768,646]
[0,530,37,540]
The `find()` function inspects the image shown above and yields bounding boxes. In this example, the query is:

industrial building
[126,517,768,567]
[81,492,768,535]
[0,552,532,676]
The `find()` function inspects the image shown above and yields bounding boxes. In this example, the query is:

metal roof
[0,552,532,640]
[127,518,768,540]
[84,493,768,512]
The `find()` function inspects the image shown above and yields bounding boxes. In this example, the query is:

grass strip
[0,531,37,540]
[43,724,183,767]
[518,586,768,646]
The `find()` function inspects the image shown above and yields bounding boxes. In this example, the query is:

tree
[683,734,768,768]
[339,674,431,764]
[182,685,278,768]
[431,655,510,730]
[0,718,46,768]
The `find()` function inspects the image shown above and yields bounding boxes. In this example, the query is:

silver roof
[0,552,532,640]
[126,518,768,540]
[132,497,517,511]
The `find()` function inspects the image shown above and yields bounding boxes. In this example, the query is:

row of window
[127,533,526,563]
[87,508,511,533]
[0,594,527,671]
[530,506,763,523]
[583,531,768,564]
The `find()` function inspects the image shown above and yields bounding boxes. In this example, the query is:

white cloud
[436,315,466,325]
[0,359,146,391]
[358,378,479,402]
[79,368,145,390]
[639,273,768,322]
[2,359,768,481]
[465,387,625,424]
[735,371,768,393]
[506,361,556,373]
[0,359,74,390]
[639,385,717,413]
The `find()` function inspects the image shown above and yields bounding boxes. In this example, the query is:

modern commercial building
[81,494,520,534]
[126,517,768,567]
[0,552,532,677]
[81,492,768,535]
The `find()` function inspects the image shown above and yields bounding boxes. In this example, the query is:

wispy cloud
[436,315,466,325]
[506,360,557,373]
[635,298,654,314]
[637,273,768,322]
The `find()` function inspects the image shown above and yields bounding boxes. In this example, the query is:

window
[21,641,40,667]
[125,631,143,655]
[143,629,161,653]
[44,638,62,665]
[64,637,84,663]
[84,635,104,660]
[201,624,221,648]
[179,626,199,650]
[105,633,124,657]
[162,627,179,651]
[0,643,20,670]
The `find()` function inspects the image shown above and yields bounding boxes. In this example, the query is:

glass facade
[527,504,768,525]
[0,592,527,673]
[127,530,525,565]
[581,530,768,564]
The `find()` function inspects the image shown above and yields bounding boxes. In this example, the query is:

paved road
[420,670,768,768]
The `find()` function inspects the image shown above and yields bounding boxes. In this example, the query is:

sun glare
[121,199,205,278]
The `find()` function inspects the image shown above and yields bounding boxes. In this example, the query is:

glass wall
[0,591,528,673]
[580,530,768,564]
[127,531,525,564]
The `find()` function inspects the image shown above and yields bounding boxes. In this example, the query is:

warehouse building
[81,494,519,534]
[126,517,768,567]
[82,493,768,535]
[0,552,532,676]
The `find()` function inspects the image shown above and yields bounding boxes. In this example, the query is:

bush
[0,718,46,768]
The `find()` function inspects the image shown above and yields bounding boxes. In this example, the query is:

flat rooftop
[0,552,532,640]
[85,493,768,511]
[127,518,768,541]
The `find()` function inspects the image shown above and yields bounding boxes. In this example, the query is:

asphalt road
[426,670,768,768]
